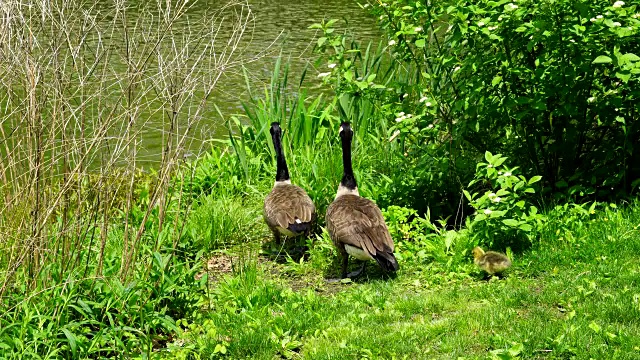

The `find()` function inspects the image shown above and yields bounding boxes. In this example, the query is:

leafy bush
[311,18,470,217]
[369,0,640,200]
[0,232,207,358]
[382,205,474,266]
[464,152,545,249]
[541,201,600,243]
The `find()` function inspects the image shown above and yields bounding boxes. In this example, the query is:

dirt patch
[256,254,349,296]
[195,253,235,281]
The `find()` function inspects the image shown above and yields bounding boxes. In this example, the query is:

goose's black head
[270,122,282,137]
[339,121,353,140]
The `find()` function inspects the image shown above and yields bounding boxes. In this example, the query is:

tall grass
[193,56,405,228]
[0,0,262,357]
[0,0,253,287]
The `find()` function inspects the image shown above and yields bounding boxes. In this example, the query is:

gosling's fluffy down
[472,246,512,275]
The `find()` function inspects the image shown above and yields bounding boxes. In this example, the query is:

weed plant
[0,0,259,357]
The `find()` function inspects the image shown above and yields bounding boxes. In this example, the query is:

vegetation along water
[0,0,639,358]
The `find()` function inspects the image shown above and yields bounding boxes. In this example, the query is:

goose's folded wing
[265,185,316,228]
[327,196,394,255]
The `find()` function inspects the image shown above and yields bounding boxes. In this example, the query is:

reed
[0,0,264,356]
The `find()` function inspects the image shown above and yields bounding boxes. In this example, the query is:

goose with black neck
[326,121,399,279]
[263,122,316,247]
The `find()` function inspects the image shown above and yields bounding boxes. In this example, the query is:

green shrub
[311,18,470,217]
[370,0,640,200]
[464,152,545,249]
[382,205,474,267]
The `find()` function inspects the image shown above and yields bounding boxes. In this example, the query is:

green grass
[162,201,640,359]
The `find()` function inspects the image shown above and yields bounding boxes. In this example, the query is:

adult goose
[263,122,316,244]
[326,122,399,278]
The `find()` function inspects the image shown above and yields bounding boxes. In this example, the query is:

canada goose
[472,246,512,276]
[326,122,399,279]
[263,122,316,245]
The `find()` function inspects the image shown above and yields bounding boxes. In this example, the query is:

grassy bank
[164,200,640,359]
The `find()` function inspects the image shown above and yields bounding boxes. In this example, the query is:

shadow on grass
[260,235,311,264]
[322,255,399,284]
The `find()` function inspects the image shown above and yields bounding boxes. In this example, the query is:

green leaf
[444,230,457,251]
[619,53,640,63]
[496,189,510,196]
[519,223,532,231]
[528,175,542,184]
[317,37,327,47]
[492,75,503,86]
[61,329,77,358]
[589,321,602,333]
[415,38,426,48]
[532,101,547,110]
[214,343,227,354]
[485,151,494,162]
[616,72,631,83]
[493,156,507,167]
[502,219,519,226]
[592,55,612,64]
[508,342,524,356]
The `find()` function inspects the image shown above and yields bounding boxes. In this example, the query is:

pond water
[0,0,381,170]
[159,0,382,160]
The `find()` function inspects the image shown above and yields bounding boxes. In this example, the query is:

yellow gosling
[472,246,512,276]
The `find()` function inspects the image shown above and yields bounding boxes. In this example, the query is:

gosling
[472,246,512,276]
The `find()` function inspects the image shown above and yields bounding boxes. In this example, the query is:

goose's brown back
[264,184,315,235]
[326,194,394,256]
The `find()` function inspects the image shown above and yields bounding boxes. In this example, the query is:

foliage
[310,18,470,217]
[541,200,601,244]
[0,218,208,358]
[464,151,545,249]
[383,205,472,265]
[189,193,265,252]
[0,0,255,356]
[309,19,395,137]
[4,0,640,356]
[368,0,640,200]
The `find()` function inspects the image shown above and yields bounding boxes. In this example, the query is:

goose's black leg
[326,246,350,283]
[347,261,366,279]
[341,251,349,279]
